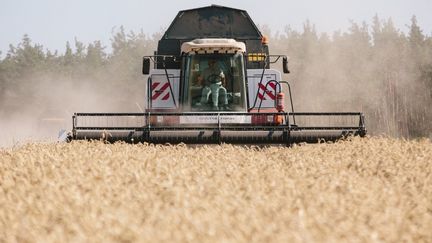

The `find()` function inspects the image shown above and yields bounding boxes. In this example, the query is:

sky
[0,0,431,57]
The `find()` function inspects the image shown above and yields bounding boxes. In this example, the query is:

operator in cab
[197,59,228,110]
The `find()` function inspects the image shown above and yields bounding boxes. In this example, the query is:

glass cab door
[183,53,247,112]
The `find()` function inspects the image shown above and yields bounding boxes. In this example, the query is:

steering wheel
[207,74,222,83]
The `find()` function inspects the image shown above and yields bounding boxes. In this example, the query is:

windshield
[183,53,247,111]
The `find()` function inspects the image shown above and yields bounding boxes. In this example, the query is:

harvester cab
[180,39,247,112]
[70,5,366,144]
[145,38,285,113]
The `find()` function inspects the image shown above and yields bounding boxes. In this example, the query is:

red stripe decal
[152,82,170,100]
[151,82,159,90]
[266,91,276,100]
[161,93,170,100]
[258,83,276,100]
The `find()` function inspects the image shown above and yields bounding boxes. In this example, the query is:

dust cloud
[268,19,432,139]
[0,76,147,148]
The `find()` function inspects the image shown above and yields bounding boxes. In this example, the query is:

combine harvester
[70,5,366,144]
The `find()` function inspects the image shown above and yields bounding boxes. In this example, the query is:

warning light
[261,35,269,45]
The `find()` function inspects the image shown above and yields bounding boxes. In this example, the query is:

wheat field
[0,137,431,242]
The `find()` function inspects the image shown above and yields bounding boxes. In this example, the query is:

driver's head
[208,59,216,67]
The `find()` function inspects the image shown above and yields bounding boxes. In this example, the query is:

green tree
[86,40,106,69]
[62,41,74,76]
[408,15,425,50]
[13,34,46,73]
[74,38,86,60]
[111,26,128,56]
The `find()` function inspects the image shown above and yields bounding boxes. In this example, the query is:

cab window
[183,53,246,111]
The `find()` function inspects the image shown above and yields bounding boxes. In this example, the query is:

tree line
[0,16,431,138]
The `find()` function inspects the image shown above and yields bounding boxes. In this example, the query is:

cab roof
[181,38,246,53]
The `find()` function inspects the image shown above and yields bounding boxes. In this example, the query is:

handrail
[279,81,296,124]
[162,56,177,108]
[248,54,288,111]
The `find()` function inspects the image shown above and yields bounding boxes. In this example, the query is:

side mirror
[142,57,150,75]
[282,57,290,74]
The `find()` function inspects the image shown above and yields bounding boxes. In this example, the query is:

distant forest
[0,16,431,138]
